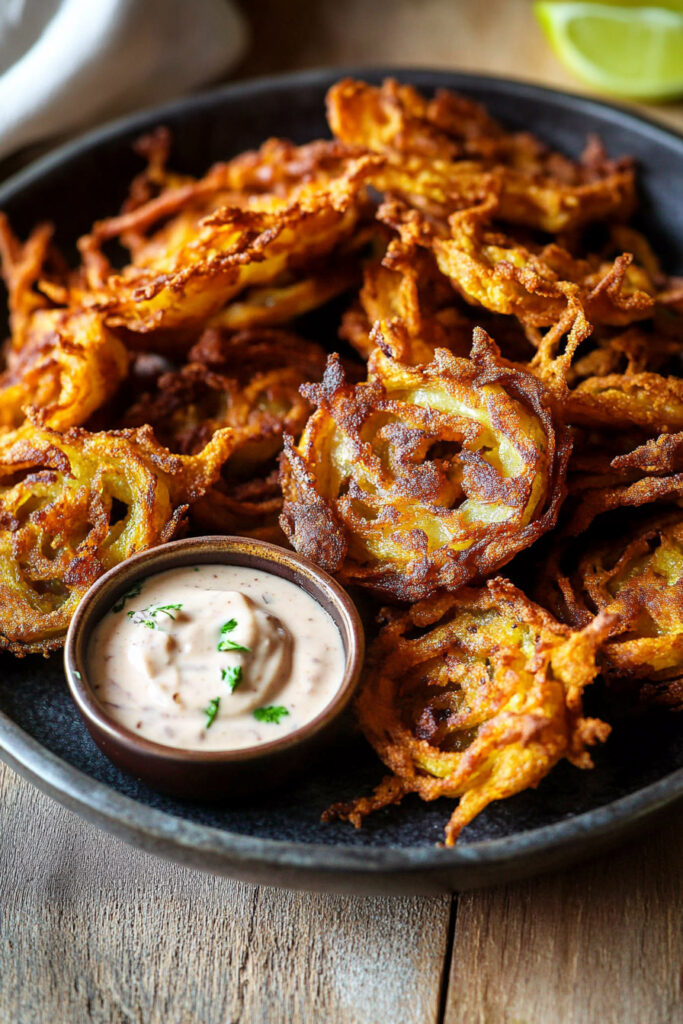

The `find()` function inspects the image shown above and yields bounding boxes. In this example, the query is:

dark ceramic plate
[1,68,682,894]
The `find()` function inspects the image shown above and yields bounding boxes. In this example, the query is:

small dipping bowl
[64,536,364,799]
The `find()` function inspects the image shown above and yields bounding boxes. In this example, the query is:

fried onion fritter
[0,422,233,655]
[324,578,611,844]
[125,328,328,538]
[380,197,655,330]
[327,78,635,232]
[327,78,625,179]
[536,470,683,708]
[125,328,325,454]
[280,327,570,600]
[0,310,129,432]
[565,372,683,433]
[76,155,380,336]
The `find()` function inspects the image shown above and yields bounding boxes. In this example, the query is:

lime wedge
[535,2,683,100]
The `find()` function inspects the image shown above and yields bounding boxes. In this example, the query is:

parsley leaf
[253,705,289,724]
[204,697,220,728]
[127,610,156,629]
[218,638,251,652]
[217,618,250,653]
[152,603,182,619]
[221,665,243,693]
[127,602,183,629]
[113,581,143,613]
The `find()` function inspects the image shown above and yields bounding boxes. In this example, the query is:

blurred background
[0,0,681,175]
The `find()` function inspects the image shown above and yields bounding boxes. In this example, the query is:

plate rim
[1,65,682,886]
[2,706,683,876]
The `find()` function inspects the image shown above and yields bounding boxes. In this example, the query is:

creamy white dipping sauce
[88,565,346,751]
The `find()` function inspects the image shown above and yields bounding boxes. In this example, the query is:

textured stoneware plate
[1,68,682,894]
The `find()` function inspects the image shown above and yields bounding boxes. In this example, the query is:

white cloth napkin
[0,0,248,161]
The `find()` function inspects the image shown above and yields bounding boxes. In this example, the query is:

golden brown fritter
[0,422,233,655]
[379,197,655,330]
[324,578,611,844]
[536,470,683,708]
[75,154,381,337]
[565,372,683,434]
[327,78,635,232]
[125,327,328,537]
[280,327,570,600]
[0,310,129,432]
[125,327,325,452]
[327,78,624,178]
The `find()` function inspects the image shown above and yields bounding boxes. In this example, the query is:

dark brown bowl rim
[63,536,364,766]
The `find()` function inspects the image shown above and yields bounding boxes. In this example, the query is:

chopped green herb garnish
[152,603,182,619]
[253,705,289,724]
[221,665,243,692]
[217,618,250,653]
[127,602,183,629]
[193,566,201,572]
[218,638,251,652]
[73,670,82,681]
[113,581,143,612]
[127,609,156,629]
[204,697,220,728]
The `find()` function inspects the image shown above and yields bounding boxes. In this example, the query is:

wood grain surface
[2,758,682,1024]
[2,1,683,1022]
[0,762,453,1024]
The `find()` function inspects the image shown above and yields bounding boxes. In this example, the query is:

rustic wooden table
[2,2,683,1021]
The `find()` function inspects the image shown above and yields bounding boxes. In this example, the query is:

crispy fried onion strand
[339,244,474,364]
[379,197,655,329]
[125,328,328,539]
[323,578,612,844]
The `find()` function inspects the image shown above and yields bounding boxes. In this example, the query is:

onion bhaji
[379,196,655,330]
[0,423,232,654]
[324,578,612,844]
[1,74,682,843]
[327,78,635,232]
[125,327,328,538]
[280,327,570,599]
[0,310,129,432]
[536,470,683,709]
[75,152,380,338]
